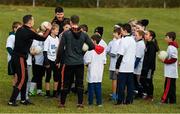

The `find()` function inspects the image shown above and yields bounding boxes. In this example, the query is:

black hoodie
[141,40,159,74]
[56,28,95,65]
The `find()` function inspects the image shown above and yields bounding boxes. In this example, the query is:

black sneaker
[8,101,18,106]
[20,100,34,105]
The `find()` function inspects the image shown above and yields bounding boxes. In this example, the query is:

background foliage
[0,0,180,8]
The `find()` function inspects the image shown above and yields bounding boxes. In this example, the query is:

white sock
[16,93,21,101]
[29,82,36,93]
[37,89,42,94]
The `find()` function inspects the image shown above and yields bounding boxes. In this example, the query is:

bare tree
[97,0,100,8]
[33,0,35,7]
[164,0,166,8]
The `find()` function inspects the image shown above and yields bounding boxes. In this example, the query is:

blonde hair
[51,24,59,30]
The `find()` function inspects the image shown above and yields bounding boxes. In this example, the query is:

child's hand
[158,57,164,63]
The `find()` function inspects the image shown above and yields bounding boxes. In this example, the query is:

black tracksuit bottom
[9,55,28,102]
[60,64,84,105]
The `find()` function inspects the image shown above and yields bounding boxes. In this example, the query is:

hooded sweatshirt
[56,27,95,65]
[84,45,106,83]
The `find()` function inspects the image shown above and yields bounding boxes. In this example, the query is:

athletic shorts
[109,71,117,80]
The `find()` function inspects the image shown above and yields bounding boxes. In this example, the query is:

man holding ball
[8,15,51,106]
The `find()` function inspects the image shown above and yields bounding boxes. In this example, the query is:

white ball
[40,21,51,32]
[82,43,89,52]
[34,45,42,54]
[158,51,168,60]
[30,46,42,55]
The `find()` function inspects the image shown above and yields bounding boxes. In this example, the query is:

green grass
[0,5,180,113]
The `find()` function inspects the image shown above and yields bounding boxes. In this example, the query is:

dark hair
[55,7,64,13]
[91,34,102,44]
[166,32,176,41]
[113,28,121,35]
[12,21,22,31]
[23,15,32,24]
[122,23,132,34]
[149,30,159,52]
[70,15,79,24]
[149,30,156,39]
[94,26,104,37]
[79,24,88,32]
[63,18,70,26]
[138,19,149,27]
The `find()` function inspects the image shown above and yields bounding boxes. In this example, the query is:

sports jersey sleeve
[111,41,118,55]
[84,51,92,65]
[106,41,112,54]
[117,38,127,56]
[44,37,49,52]
[169,46,178,59]
[103,51,107,64]
[164,46,178,64]
[6,35,15,48]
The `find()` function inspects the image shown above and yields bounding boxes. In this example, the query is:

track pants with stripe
[9,55,28,102]
[60,64,84,105]
[161,77,176,104]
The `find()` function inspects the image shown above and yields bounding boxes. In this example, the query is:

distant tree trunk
[164,0,166,8]
[97,0,100,8]
[33,0,35,7]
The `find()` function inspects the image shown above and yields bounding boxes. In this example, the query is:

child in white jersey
[133,30,145,97]
[106,28,122,101]
[6,21,22,100]
[115,23,136,105]
[44,24,60,97]
[84,34,106,106]
[160,32,178,104]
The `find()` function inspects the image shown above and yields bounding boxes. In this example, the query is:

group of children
[6,9,178,107]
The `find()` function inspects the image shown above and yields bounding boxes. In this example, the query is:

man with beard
[52,7,69,35]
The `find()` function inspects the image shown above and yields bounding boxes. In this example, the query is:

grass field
[0,5,180,113]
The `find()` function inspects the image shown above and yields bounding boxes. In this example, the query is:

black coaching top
[13,25,50,57]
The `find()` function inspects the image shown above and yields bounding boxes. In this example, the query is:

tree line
[0,0,180,8]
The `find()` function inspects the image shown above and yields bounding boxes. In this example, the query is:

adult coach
[56,15,95,108]
[8,15,51,106]
[52,6,69,35]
